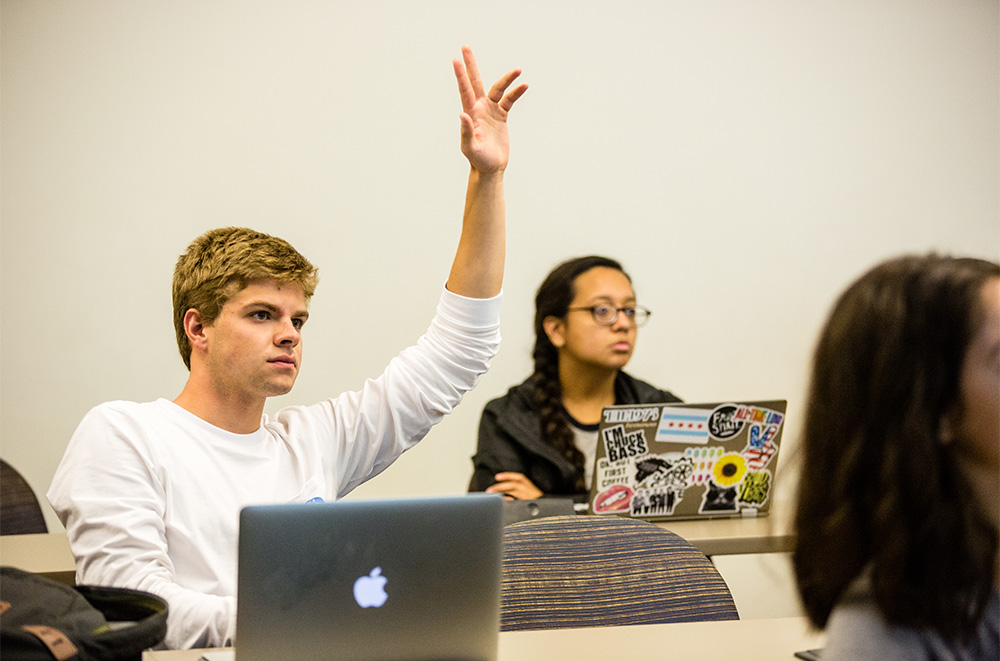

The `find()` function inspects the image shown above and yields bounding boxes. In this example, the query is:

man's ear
[542,315,566,349]
[183,309,209,353]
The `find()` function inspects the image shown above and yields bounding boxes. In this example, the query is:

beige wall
[2,0,997,533]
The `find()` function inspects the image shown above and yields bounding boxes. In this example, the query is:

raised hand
[452,46,528,175]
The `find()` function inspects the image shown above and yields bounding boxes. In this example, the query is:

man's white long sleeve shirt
[47,288,501,650]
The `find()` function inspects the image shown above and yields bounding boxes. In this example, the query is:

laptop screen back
[236,494,503,661]
[587,400,787,521]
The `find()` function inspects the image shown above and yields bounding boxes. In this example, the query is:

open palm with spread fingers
[453,45,528,175]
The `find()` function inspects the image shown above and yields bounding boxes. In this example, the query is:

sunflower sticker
[711,453,747,487]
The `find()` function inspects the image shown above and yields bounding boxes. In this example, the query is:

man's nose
[275,319,301,345]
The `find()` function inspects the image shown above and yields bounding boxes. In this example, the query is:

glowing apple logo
[352,567,388,608]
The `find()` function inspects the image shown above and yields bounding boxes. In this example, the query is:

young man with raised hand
[47,46,527,650]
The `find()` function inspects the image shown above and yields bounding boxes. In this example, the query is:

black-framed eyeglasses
[566,304,651,327]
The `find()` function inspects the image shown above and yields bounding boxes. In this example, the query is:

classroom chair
[0,459,48,535]
[500,514,738,631]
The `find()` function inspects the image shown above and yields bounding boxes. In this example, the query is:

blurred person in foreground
[793,253,999,659]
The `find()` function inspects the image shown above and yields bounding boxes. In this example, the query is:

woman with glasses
[468,255,680,502]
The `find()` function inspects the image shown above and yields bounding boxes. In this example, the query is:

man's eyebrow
[242,301,310,320]
[243,301,281,313]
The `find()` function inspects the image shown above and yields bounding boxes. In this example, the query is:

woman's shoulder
[822,584,918,659]
[483,375,537,414]
[822,583,999,661]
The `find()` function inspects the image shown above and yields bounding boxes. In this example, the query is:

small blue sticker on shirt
[306,497,325,504]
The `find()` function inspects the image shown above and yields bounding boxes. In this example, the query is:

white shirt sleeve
[271,287,502,498]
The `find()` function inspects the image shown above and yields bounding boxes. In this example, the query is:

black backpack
[0,567,168,660]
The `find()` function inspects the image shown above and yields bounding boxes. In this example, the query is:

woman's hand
[485,472,544,500]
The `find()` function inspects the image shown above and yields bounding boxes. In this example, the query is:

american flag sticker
[743,423,779,469]
[656,407,713,444]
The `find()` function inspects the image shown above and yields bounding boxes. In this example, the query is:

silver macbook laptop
[234,494,503,661]
[587,400,787,521]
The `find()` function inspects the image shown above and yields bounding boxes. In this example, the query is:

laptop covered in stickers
[587,400,786,521]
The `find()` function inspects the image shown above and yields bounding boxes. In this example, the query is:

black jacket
[468,371,681,501]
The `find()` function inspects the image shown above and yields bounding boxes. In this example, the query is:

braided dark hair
[531,256,630,492]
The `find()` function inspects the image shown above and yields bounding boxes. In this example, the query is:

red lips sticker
[593,484,633,513]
